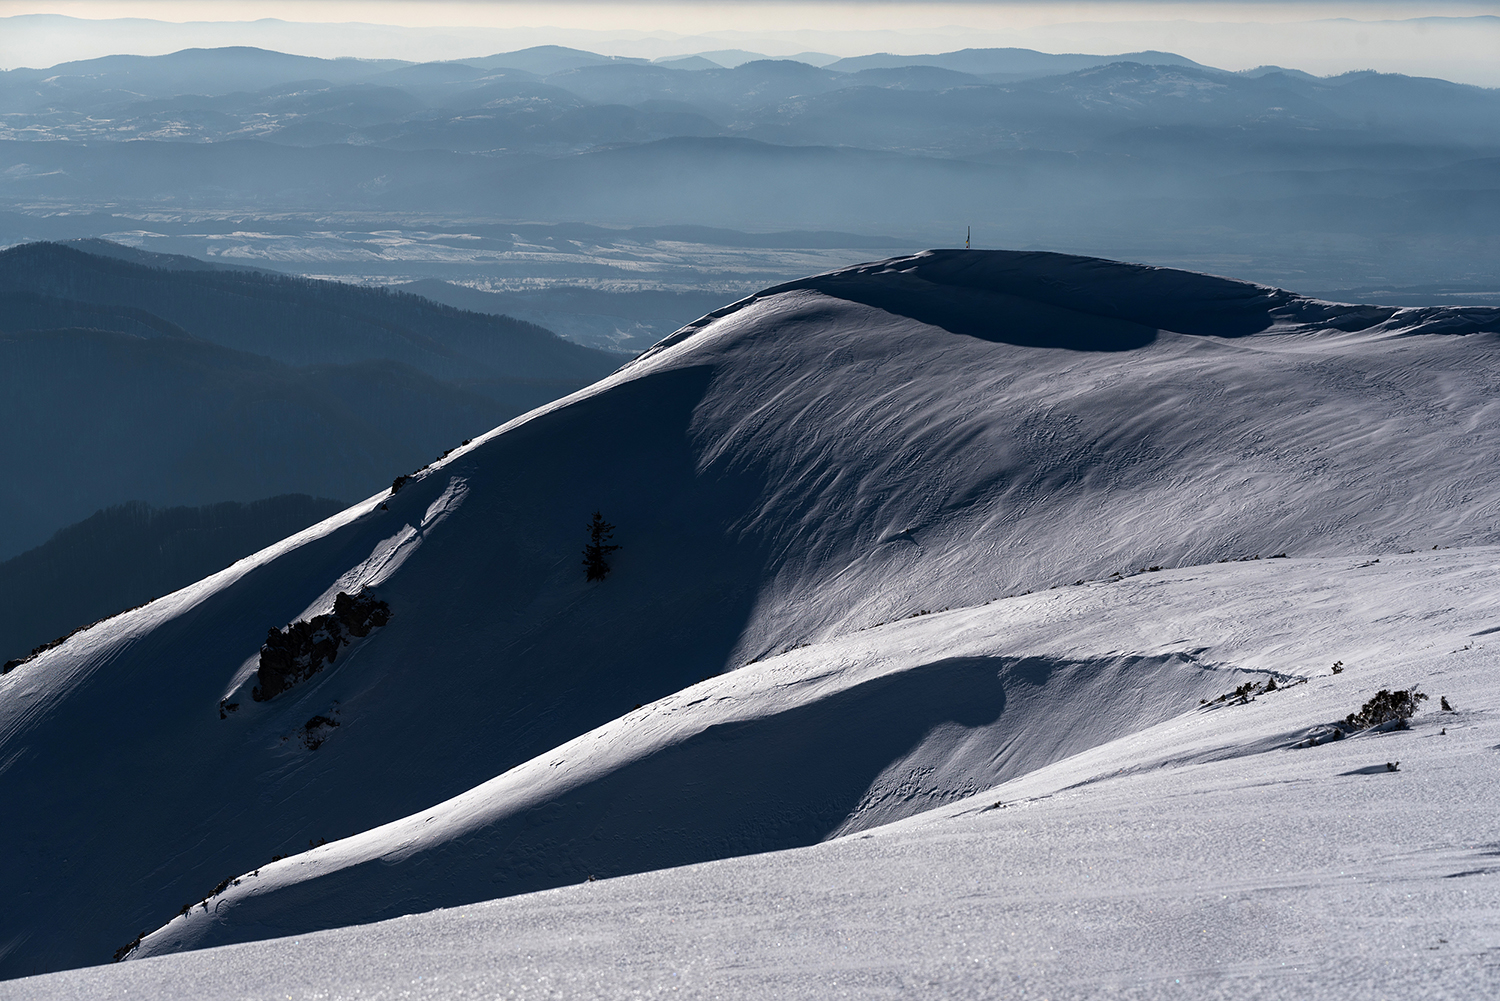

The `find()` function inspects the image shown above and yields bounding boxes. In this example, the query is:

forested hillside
[0,495,346,667]
[0,243,621,383]
[0,243,622,556]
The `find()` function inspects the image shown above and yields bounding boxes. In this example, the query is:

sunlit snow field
[9,549,1500,999]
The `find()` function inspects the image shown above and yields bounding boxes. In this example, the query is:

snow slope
[2,249,1499,977]
[9,547,1500,998]
[134,544,1496,958]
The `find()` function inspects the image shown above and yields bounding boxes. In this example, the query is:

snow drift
[3,249,1499,976]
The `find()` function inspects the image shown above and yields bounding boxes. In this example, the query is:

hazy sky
[2,1,1498,81]
[2,2,1496,30]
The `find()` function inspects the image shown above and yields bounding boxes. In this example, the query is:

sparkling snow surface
[3,250,1500,985]
[9,549,1500,998]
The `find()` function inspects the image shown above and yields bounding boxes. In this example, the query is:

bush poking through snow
[205,876,237,901]
[165,873,249,925]
[1331,660,1344,674]
[111,931,147,963]
[2,596,158,675]
[252,592,391,701]
[1441,696,1454,711]
[1202,674,1298,708]
[1295,687,1429,748]
[1344,688,1428,731]
[582,512,620,582]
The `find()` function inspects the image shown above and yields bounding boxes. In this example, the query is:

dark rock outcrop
[252,592,390,701]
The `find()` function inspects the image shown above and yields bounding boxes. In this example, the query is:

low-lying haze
[4,2,1499,83]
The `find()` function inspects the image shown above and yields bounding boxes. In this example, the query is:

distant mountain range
[3,43,1496,291]
[0,242,617,381]
[0,242,622,557]
[822,47,1205,76]
[6,45,1494,153]
[0,44,1205,108]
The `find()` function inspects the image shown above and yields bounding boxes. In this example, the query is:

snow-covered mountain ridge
[2,249,1498,978]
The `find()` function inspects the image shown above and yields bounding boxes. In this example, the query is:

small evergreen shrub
[582,511,620,582]
[1203,674,1296,708]
[2,594,159,674]
[111,931,147,963]
[1344,688,1428,730]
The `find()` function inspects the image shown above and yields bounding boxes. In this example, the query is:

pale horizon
[3,2,1494,29]
[2,2,1499,84]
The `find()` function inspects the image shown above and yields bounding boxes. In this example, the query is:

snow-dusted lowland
[3,250,1500,996]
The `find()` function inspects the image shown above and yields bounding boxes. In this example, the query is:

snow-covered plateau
[2,249,1499,996]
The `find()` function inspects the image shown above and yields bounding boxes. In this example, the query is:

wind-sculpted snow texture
[137,647,1242,955]
[13,547,1500,999]
[2,249,1500,977]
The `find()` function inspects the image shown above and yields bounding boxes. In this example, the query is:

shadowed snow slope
[3,249,1500,977]
[10,548,1500,998]
[136,633,1246,955]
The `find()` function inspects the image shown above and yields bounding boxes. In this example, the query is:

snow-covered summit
[644,248,1491,361]
[2,249,1498,977]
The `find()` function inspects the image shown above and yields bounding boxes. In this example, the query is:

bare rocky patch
[252,592,390,702]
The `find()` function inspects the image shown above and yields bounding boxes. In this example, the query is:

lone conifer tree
[582,511,620,582]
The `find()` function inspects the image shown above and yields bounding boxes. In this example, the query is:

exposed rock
[252,592,390,701]
[301,713,341,751]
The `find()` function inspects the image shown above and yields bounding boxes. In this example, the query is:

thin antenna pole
[966,225,971,250]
